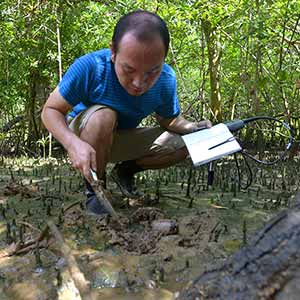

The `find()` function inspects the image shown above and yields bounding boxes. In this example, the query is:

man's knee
[176,146,189,160]
[88,108,117,129]
[83,108,117,137]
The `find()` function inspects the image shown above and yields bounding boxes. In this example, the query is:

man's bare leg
[112,147,189,196]
[80,108,117,179]
[80,108,117,214]
[136,147,188,169]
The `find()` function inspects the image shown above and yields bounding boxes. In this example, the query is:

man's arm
[42,87,75,150]
[41,87,97,182]
[155,114,211,134]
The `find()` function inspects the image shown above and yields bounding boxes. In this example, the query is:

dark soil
[0,156,298,300]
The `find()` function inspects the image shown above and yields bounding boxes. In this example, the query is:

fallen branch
[8,224,50,256]
[47,220,94,300]
[63,200,82,213]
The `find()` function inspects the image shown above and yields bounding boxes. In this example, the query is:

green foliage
[0,0,299,152]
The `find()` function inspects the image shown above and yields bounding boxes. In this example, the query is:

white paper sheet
[182,123,242,166]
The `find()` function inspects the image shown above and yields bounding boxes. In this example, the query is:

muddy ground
[0,156,298,300]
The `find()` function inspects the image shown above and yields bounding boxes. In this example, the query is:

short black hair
[112,10,170,56]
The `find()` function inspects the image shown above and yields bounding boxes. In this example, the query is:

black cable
[205,116,293,188]
[235,117,293,165]
[234,152,253,190]
[227,116,294,188]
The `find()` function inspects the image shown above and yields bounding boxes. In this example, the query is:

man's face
[111,33,165,96]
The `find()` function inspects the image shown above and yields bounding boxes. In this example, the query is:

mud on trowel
[89,169,119,222]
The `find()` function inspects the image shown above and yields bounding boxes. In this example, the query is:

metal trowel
[90,169,119,221]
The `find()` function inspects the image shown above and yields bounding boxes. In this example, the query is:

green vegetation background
[0,0,299,156]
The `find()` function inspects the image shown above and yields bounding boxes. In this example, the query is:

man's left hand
[191,120,212,132]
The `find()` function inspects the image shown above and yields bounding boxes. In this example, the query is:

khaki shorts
[68,105,185,163]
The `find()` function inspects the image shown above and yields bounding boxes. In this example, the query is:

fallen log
[178,196,300,300]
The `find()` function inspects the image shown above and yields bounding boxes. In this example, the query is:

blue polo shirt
[59,49,180,129]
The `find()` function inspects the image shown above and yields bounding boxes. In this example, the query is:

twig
[17,221,41,233]
[2,224,51,257]
[163,193,191,204]
[63,200,81,213]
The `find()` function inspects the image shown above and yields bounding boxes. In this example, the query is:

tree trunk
[178,195,300,300]
[202,20,222,123]
[26,68,40,148]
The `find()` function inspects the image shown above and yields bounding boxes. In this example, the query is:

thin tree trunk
[202,20,222,123]
[48,5,63,158]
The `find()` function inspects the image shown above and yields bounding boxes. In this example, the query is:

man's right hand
[67,139,97,183]
[41,87,97,183]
